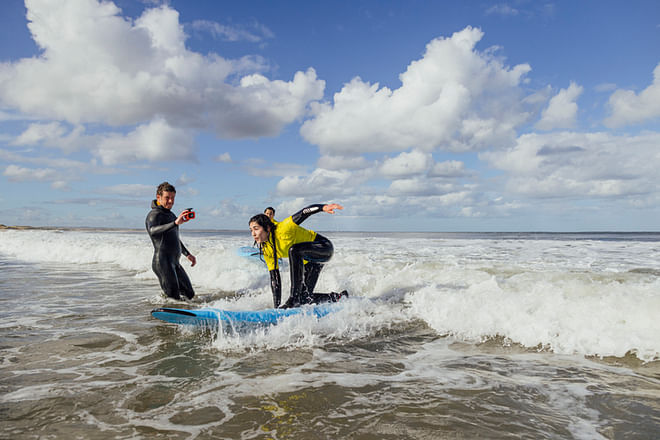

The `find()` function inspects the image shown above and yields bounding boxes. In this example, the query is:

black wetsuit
[266,204,339,308]
[145,200,194,300]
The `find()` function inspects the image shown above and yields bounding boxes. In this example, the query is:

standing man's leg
[175,263,195,300]
[154,257,183,300]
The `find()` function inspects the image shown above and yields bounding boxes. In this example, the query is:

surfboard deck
[236,246,284,266]
[152,301,343,327]
[236,246,260,259]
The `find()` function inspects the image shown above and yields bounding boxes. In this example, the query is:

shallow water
[1,229,659,439]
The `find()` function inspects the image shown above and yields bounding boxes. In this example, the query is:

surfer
[264,206,276,222]
[145,182,197,300]
[249,203,346,308]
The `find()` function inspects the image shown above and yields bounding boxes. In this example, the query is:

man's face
[264,209,274,219]
[157,191,176,210]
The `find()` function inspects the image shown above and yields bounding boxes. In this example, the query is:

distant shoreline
[0,225,44,230]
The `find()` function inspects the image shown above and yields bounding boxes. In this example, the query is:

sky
[1,0,660,232]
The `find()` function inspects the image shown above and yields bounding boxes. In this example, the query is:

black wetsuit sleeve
[269,269,282,308]
[291,204,325,225]
[181,241,190,257]
[147,221,176,237]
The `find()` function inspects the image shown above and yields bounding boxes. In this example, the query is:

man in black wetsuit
[145,182,196,300]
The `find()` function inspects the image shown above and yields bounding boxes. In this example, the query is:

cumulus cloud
[95,118,196,164]
[387,178,455,196]
[0,0,325,163]
[380,150,432,179]
[4,164,59,182]
[605,62,660,127]
[3,164,71,190]
[317,154,370,170]
[274,153,478,219]
[481,131,660,199]
[13,122,67,146]
[214,152,232,163]
[535,82,583,130]
[276,168,358,197]
[429,160,469,178]
[12,122,86,153]
[300,26,532,155]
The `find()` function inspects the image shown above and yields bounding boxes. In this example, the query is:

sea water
[1,228,659,439]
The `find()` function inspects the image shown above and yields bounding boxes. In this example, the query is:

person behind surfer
[145,182,197,300]
[249,203,347,308]
[264,206,276,223]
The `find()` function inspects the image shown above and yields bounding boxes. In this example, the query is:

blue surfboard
[151,302,342,327]
[236,246,261,260]
[236,246,284,266]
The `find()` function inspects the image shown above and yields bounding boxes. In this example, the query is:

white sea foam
[2,229,660,361]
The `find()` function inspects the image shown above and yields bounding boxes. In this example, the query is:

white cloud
[429,160,469,178]
[380,150,432,179]
[535,82,583,130]
[176,173,195,185]
[317,155,370,170]
[595,83,617,93]
[300,26,532,155]
[4,164,59,182]
[13,122,67,146]
[214,152,232,163]
[12,122,86,153]
[95,118,195,165]
[0,0,325,163]
[191,19,274,43]
[605,62,660,127]
[482,131,660,199]
[485,4,520,17]
[276,168,357,197]
[387,178,455,196]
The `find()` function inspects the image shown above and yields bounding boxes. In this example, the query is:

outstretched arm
[146,209,191,236]
[291,203,343,225]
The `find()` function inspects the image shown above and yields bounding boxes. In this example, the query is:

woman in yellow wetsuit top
[249,203,346,308]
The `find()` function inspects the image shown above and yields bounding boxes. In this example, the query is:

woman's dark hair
[249,213,274,232]
[249,214,277,266]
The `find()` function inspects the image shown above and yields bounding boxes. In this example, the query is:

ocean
[1,228,659,439]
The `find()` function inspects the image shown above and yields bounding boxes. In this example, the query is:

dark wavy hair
[156,181,176,195]
[249,214,277,266]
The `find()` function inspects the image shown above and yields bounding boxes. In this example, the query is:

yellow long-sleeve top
[262,216,316,271]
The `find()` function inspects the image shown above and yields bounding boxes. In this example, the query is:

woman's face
[250,221,269,244]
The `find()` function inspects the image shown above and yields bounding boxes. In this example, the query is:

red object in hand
[183,208,195,221]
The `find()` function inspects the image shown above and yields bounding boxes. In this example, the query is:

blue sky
[1,0,660,232]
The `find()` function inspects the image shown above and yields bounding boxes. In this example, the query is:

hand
[187,254,197,267]
[175,210,190,225]
[323,203,343,214]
